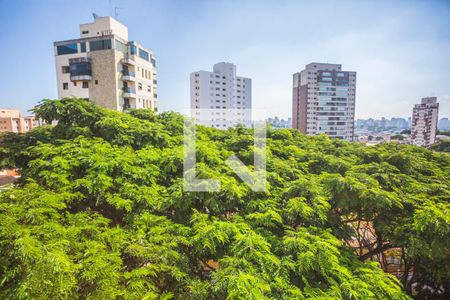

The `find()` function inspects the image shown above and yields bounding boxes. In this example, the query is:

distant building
[355,117,409,133]
[54,15,157,111]
[292,63,356,141]
[0,109,36,133]
[190,62,252,128]
[267,117,291,128]
[411,97,439,146]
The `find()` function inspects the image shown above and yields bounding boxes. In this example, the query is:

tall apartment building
[190,62,252,128]
[292,63,356,141]
[411,97,439,147]
[54,15,157,111]
[0,109,36,133]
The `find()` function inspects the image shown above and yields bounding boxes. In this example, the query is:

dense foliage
[0,99,449,299]
[431,139,450,152]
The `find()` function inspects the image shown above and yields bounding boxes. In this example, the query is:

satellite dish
[93,13,100,19]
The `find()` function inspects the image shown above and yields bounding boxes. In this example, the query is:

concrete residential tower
[190,62,252,128]
[292,63,356,141]
[411,97,439,147]
[54,15,157,111]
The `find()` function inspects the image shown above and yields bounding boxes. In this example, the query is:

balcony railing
[123,103,137,110]
[122,70,135,77]
[123,87,136,94]
[121,54,135,65]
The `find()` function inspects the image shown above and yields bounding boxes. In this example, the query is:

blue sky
[0,0,449,119]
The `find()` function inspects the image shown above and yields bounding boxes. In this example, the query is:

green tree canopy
[0,99,448,299]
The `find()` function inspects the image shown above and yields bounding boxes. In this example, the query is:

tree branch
[358,243,395,261]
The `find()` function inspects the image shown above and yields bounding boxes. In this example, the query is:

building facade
[54,15,157,111]
[190,62,251,128]
[411,97,439,146]
[0,109,36,133]
[292,63,356,141]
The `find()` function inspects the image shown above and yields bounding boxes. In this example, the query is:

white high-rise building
[190,62,252,128]
[54,15,158,111]
[411,97,439,147]
[292,63,356,141]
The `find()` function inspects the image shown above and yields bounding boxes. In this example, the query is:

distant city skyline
[0,0,449,119]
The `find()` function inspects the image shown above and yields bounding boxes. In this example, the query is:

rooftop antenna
[93,13,100,20]
[114,7,123,18]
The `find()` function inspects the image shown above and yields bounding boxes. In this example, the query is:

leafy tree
[0,98,448,299]
[431,140,450,152]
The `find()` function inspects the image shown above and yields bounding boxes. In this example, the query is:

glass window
[57,43,78,55]
[80,42,86,52]
[151,57,156,67]
[130,44,137,55]
[63,82,68,89]
[115,39,128,53]
[89,39,112,51]
[322,72,331,76]
[82,82,89,88]
[61,66,70,74]
[69,61,92,77]
[138,48,149,61]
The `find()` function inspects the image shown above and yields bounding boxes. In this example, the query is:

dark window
[89,39,112,51]
[138,48,149,61]
[153,93,157,98]
[82,82,89,88]
[73,82,77,86]
[63,82,68,90]
[80,42,86,52]
[57,43,77,55]
[61,66,70,73]
[82,30,89,34]
[124,98,130,109]
[95,80,98,85]
[151,57,156,67]
[69,61,92,77]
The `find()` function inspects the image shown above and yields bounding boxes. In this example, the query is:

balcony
[122,69,135,81]
[69,57,92,81]
[121,55,135,65]
[122,87,136,98]
[122,103,137,110]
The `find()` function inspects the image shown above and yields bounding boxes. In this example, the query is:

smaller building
[411,97,439,147]
[0,109,36,133]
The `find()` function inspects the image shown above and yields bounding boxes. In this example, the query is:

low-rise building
[0,109,36,133]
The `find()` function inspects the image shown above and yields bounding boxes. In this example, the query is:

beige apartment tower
[292,63,356,141]
[0,109,36,133]
[411,97,439,147]
[54,15,157,111]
